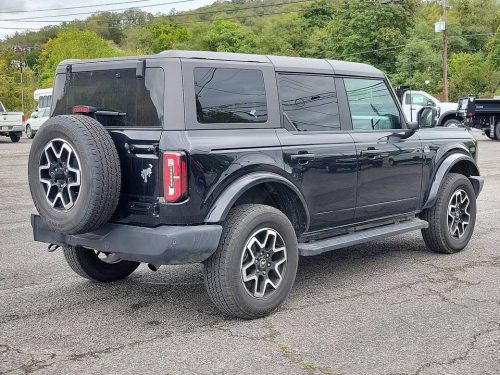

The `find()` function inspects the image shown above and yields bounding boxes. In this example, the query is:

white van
[26,88,52,138]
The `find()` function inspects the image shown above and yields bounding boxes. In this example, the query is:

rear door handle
[360,148,382,156]
[290,153,316,162]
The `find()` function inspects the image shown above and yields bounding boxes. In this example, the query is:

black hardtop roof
[58,50,385,78]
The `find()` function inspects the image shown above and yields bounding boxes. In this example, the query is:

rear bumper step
[31,214,222,265]
[298,218,428,257]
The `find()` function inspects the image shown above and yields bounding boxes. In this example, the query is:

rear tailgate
[51,60,166,225]
[0,112,24,131]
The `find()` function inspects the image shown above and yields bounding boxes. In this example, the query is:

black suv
[29,51,483,319]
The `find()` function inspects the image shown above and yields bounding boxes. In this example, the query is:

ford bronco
[29,51,483,318]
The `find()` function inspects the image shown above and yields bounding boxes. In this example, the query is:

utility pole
[12,45,33,114]
[442,0,448,102]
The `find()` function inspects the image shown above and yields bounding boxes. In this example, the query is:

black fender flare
[204,171,310,230]
[422,153,482,209]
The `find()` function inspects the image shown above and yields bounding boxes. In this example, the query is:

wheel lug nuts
[266,254,269,258]
[267,263,271,267]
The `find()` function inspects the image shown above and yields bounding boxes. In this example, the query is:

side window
[277,73,340,132]
[194,67,267,124]
[410,94,427,106]
[344,78,402,130]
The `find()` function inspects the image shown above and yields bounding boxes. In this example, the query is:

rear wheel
[494,121,500,140]
[443,118,462,128]
[10,133,20,143]
[204,204,298,319]
[63,246,140,282]
[421,173,476,254]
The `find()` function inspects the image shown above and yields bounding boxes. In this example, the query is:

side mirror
[426,100,436,107]
[417,106,438,128]
[408,121,419,131]
[31,112,37,118]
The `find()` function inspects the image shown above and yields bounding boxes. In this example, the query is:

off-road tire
[204,204,298,319]
[64,246,140,282]
[421,173,476,254]
[28,115,121,234]
[10,133,20,142]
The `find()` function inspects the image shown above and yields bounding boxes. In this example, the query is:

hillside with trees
[0,0,498,111]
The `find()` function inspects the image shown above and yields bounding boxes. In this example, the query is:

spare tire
[28,115,121,235]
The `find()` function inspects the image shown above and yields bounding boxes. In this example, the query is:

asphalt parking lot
[0,133,499,375]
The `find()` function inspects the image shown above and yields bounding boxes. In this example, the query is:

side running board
[298,218,428,257]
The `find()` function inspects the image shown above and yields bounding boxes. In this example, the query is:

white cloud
[0,0,217,40]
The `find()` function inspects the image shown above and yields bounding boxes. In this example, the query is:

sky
[0,0,218,40]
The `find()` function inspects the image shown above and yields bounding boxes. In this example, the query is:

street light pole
[442,0,448,102]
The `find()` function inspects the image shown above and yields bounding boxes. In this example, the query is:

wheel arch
[204,172,310,235]
[422,153,482,210]
[438,111,463,126]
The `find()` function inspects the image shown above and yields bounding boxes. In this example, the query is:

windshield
[52,67,164,127]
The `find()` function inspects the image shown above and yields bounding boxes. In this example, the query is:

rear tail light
[467,112,474,118]
[72,105,96,114]
[22,115,26,124]
[163,151,188,202]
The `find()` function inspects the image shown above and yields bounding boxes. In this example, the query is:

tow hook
[47,244,60,252]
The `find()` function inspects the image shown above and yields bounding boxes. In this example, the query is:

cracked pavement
[1,133,499,374]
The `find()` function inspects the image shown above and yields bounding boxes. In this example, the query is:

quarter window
[194,67,267,124]
[277,74,340,132]
[344,78,402,130]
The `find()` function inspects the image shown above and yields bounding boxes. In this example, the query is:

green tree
[36,29,123,87]
[202,19,257,53]
[319,0,418,72]
[448,52,500,99]
[140,19,191,53]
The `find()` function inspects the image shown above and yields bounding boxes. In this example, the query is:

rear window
[52,68,164,127]
[194,67,267,124]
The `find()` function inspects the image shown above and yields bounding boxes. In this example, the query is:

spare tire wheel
[28,115,121,235]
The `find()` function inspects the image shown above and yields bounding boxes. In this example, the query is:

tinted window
[278,74,340,132]
[344,78,401,130]
[39,95,52,109]
[52,68,164,127]
[194,67,267,123]
[0,102,4,112]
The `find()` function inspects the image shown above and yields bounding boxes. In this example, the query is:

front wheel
[421,173,476,254]
[204,204,298,319]
[63,246,140,282]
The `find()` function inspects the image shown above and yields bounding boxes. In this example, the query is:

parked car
[398,89,462,127]
[28,51,483,318]
[25,107,50,139]
[0,101,25,142]
[458,95,500,140]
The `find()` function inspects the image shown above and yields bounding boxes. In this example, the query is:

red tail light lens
[22,115,26,124]
[72,105,96,114]
[163,152,188,202]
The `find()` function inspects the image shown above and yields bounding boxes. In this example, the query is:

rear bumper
[31,214,222,265]
[0,125,23,133]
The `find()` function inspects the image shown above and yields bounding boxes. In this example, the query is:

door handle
[360,148,382,156]
[290,153,316,163]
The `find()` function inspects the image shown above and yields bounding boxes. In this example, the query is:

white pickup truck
[400,90,463,127]
[0,101,25,142]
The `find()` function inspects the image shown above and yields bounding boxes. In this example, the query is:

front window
[344,78,402,130]
[194,67,267,124]
[0,102,4,112]
[52,68,164,127]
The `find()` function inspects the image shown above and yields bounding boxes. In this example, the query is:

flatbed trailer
[458,96,500,140]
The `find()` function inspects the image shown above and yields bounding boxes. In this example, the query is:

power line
[0,0,175,14]
[0,0,313,22]
[0,0,198,22]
